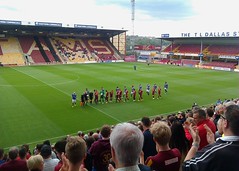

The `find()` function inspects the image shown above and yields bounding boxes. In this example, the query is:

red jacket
[185,119,216,150]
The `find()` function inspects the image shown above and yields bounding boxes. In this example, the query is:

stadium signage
[181,31,239,38]
[35,22,62,27]
[134,45,161,51]
[0,20,21,25]
[161,34,170,38]
[198,53,204,57]
[74,24,97,29]
[219,55,237,59]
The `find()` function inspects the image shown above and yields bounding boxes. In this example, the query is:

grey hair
[110,122,144,166]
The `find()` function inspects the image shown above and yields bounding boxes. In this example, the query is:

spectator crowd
[0,98,239,171]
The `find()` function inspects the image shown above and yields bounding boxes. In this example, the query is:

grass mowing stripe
[12,67,122,123]
[0,63,238,150]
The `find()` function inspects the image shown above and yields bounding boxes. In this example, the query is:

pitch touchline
[3,127,101,150]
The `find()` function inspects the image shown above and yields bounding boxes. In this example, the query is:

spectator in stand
[141,116,157,161]
[187,108,216,150]
[145,121,181,171]
[205,107,214,122]
[27,155,44,171]
[177,111,186,124]
[34,144,44,155]
[183,117,195,142]
[84,136,95,171]
[214,104,224,127]
[153,116,162,123]
[169,121,190,171]
[0,149,5,166]
[185,109,193,118]
[89,125,112,171]
[223,100,236,107]
[216,98,222,105]
[108,122,151,171]
[40,144,59,171]
[92,132,99,141]
[43,140,57,159]
[183,104,239,171]
[19,147,27,160]
[54,139,67,171]
[215,116,224,139]
[0,146,28,171]
[77,131,84,138]
[59,136,87,171]
[22,144,31,159]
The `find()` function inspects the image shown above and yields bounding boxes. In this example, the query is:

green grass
[0,62,238,149]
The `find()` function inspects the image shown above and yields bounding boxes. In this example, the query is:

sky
[0,0,238,37]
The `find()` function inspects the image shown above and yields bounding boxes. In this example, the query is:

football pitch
[0,62,238,149]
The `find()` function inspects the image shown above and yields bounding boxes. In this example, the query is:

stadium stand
[181,59,200,66]
[0,21,126,66]
[202,61,237,69]
[158,59,170,64]
[177,44,201,54]
[82,38,118,61]
[0,37,25,65]
[159,40,239,69]
[207,44,239,56]
[18,36,47,64]
[1,98,238,171]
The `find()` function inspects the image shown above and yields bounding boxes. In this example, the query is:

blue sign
[161,34,170,38]
[74,24,97,29]
[0,20,21,25]
[35,22,62,27]
[198,53,204,57]
[169,51,174,55]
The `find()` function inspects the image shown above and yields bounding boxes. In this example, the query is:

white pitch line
[12,67,122,123]
[0,75,79,87]
[3,127,100,150]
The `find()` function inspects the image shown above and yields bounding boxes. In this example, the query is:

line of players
[71,82,169,107]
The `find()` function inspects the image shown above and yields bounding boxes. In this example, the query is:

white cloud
[0,0,238,37]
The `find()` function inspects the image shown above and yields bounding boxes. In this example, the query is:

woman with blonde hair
[27,155,44,171]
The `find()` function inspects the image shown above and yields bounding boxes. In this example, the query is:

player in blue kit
[72,92,77,107]
[164,82,169,94]
[146,84,150,95]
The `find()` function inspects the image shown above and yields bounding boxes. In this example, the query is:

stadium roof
[158,31,239,45]
[0,20,127,38]
[159,37,239,45]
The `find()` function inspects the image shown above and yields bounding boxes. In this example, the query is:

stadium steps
[43,37,61,62]
[50,37,68,63]
[33,36,50,63]
[106,40,122,60]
